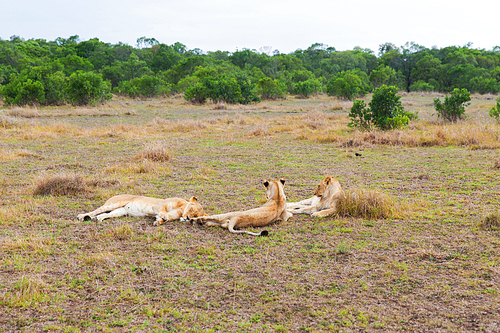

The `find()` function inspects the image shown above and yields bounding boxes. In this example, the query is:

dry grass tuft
[32,172,89,196]
[7,107,40,118]
[0,114,24,128]
[151,117,207,133]
[337,188,400,219]
[493,158,500,170]
[111,224,135,240]
[1,236,49,253]
[479,212,500,230]
[84,251,115,266]
[212,103,227,110]
[135,141,173,162]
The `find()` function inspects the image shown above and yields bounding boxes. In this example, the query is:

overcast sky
[1,0,499,54]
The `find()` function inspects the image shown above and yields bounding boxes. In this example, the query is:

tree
[348,85,417,130]
[433,88,471,122]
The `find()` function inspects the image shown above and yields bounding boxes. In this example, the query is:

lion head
[182,196,206,219]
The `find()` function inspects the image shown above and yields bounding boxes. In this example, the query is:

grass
[0,92,500,331]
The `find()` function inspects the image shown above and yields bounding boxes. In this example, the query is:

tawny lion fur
[287,176,345,217]
[77,195,206,225]
[190,179,292,236]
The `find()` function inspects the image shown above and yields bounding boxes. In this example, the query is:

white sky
[1,0,499,54]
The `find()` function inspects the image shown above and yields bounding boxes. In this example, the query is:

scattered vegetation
[1,94,499,332]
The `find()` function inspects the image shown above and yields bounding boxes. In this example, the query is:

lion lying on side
[190,179,293,236]
[77,195,206,225]
[287,176,345,217]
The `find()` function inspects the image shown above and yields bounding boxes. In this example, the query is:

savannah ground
[0,92,499,332]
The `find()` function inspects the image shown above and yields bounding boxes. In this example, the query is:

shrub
[409,80,435,92]
[257,77,287,100]
[1,76,45,106]
[291,78,321,98]
[433,88,471,122]
[326,70,369,100]
[489,97,500,122]
[114,75,172,98]
[184,73,259,105]
[66,71,112,106]
[348,85,417,130]
[184,82,207,104]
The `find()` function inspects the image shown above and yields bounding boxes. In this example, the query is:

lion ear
[325,176,331,185]
[280,178,286,185]
[189,196,198,202]
[263,180,269,187]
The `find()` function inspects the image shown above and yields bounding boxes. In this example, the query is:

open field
[1,93,500,332]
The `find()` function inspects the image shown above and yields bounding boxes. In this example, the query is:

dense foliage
[348,85,418,130]
[1,36,500,106]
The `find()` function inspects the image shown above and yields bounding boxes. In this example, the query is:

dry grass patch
[32,172,89,196]
[83,251,115,266]
[0,148,42,161]
[6,107,40,118]
[479,212,500,230]
[150,117,207,133]
[0,114,24,128]
[1,236,52,254]
[135,141,173,162]
[337,188,401,219]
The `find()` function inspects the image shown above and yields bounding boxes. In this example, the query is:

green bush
[433,88,471,122]
[184,82,207,104]
[489,97,500,122]
[184,73,259,105]
[348,85,417,130]
[114,75,172,98]
[409,80,435,92]
[257,77,287,100]
[1,74,46,106]
[326,70,369,100]
[66,71,112,106]
[291,78,321,98]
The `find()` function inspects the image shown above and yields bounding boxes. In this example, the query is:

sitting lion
[77,195,206,225]
[287,176,345,217]
[190,179,293,236]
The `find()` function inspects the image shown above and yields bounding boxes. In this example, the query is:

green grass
[0,93,500,331]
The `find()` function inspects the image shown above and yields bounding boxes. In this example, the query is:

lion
[190,179,293,236]
[287,176,345,217]
[77,195,206,226]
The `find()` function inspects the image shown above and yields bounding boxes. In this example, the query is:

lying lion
[190,179,293,236]
[287,176,345,217]
[77,195,206,225]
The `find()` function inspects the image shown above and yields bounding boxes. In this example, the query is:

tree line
[1,35,500,106]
